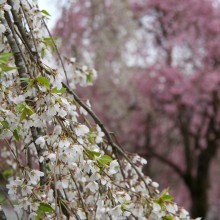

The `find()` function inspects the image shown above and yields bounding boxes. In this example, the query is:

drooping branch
[62,82,153,196]
[1,16,27,80]
[7,0,34,55]
[2,5,47,184]
[42,19,69,86]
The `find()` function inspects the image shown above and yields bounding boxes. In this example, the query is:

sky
[38,0,58,29]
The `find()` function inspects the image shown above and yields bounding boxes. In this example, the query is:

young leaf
[20,109,28,122]
[3,168,13,177]
[87,132,97,144]
[42,37,58,53]
[25,105,34,115]
[0,53,16,72]
[88,135,95,144]
[98,155,113,165]
[41,48,45,58]
[38,202,54,212]
[36,202,54,220]
[41,9,51,17]
[13,128,20,141]
[85,148,101,159]
[36,76,50,88]
[0,64,16,72]
[163,216,174,220]
[52,87,66,94]
[0,52,13,62]
[154,188,174,205]
[0,194,6,203]
[16,103,26,112]
[0,121,9,129]
[161,194,174,201]
[86,72,93,83]
[43,37,58,41]
[20,77,30,82]
[19,104,34,122]
[45,164,51,171]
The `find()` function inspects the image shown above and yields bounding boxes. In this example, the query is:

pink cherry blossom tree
[128,1,220,217]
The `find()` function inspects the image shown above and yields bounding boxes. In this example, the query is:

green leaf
[0,52,13,62]
[85,149,101,159]
[154,188,174,206]
[42,37,58,54]
[87,132,96,144]
[86,72,93,83]
[25,104,34,115]
[3,168,13,177]
[43,37,58,42]
[0,53,16,73]
[0,121,9,129]
[24,79,34,92]
[0,64,16,72]
[55,97,62,103]
[160,188,173,201]
[163,216,174,220]
[38,202,54,213]
[0,194,6,203]
[88,135,95,144]
[88,132,97,138]
[16,103,34,122]
[52,87,66,94]
[98,155,113,165]
[20,109,28,122]
[13,128,20,141]
[36,76,50,88]
[16,103,26,112]
[36,202,54,220]
[41,9,51,17]
[45,164,51,171]
[20,77,30,82]
[161,194,173,201]
[40,48,45,58]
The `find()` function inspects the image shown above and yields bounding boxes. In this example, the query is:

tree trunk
[189,140,218,218]
[190,183,208,218]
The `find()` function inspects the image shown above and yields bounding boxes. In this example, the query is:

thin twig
[4,7,31,74]
[53,150,60,220]
[4,5,48,184]
[4,139,22,167]
[70,171,90,219]
[42,19,70,86]
[1,17,27,80]
[7,0,34,54]
[59,199,80,220]
[20,2,40,61]
[3,15,28,77]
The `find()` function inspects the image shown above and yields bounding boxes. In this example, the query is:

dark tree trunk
[189,140,218,218]
[190,182,208,218]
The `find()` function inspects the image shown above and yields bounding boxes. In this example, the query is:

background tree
[53,0,220,218]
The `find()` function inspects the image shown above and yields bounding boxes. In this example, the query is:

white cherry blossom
[35,136,46,148]
[75,124,90,136]
[28,170,44,185]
